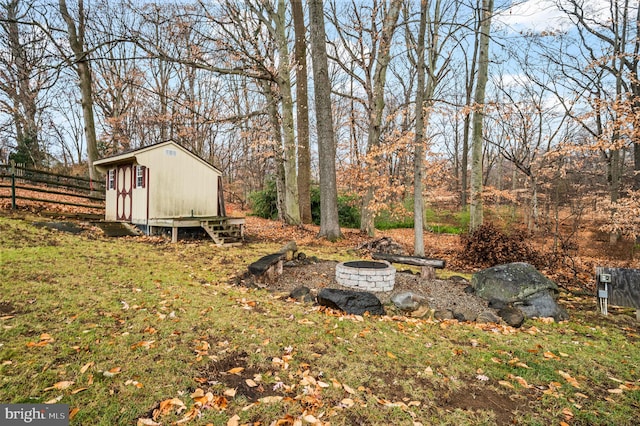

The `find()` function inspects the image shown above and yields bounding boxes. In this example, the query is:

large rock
[472,263,558,301]
[390,291,427,312]
[476,311,501,324]
[498,306,525,328]
[519,292,569,321]
[289,286,315,303]
[317,288,386,316]
[472,263,568,321]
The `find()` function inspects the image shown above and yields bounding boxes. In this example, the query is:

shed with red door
[93,141,243,245]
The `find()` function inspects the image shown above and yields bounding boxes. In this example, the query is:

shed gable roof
[94,141,222,174]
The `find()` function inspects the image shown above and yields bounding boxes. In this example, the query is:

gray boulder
[434,309,454,320]
[472,263,568,321]
[317,288,385,316]
[391,291,427,312]
[476,311,501,324]
[453,309,477,322]
[519,291,569,321]
[498,306,525,328]
[289,286,315,303]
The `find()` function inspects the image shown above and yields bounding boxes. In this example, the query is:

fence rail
[0,164,105,211]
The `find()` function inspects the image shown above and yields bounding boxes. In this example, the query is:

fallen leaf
[191,388,205,398]
[193,392,214,407]
[69,408,79,420]
[575,392,589,399]
[103,367,121,377]
[80,361,94,374]
[154,398,186,420]
[607,388,623,394]
[174,406,200,425]
[543,351,560,360]
[498,380,514,389]
[44,381,74,391]
[227,367,244,375]
[213,396,228,410]
[137,419,161,426]
[558,370,581,389]
[71,387,88,394]
[44,395,63,404]
[245,379,258,387]
[259,396,283,404]
[387,351,397,359]
[514,376,532,389]
[131,340,156,350]
[303,413,321,424]
[340,398,355,408]
[224,388,237,397]
[227,414,241,426]
[343,384,356,394]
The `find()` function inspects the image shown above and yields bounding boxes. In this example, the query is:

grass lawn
[1,214,639,425]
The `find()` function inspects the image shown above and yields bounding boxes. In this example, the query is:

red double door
[116,164,133,221]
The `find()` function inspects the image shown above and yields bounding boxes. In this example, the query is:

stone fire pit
[335,260,396,292]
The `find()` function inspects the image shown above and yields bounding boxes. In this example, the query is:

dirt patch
[266,260,490,317]
[442,384,527,424]
[0,301,16,315]
[196,351,283,402]
[32,221,87,234]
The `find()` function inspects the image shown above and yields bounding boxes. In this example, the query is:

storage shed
[94,141,243,245]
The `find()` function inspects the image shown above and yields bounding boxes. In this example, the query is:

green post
[10,160,16,209]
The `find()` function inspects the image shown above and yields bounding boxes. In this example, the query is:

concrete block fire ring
[335,260,396,292]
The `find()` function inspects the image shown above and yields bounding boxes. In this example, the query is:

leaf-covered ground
[1,212,640,425]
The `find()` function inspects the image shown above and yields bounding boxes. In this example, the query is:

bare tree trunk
[309,0,342,241]
[274,0,300,225]
[4,0,43,167]
[360,0,403,236]
[261,81,286,221]
[461,0,481,208]
[59,0,99,183]
[292,0,312,224]
[469,0,493,231]
[413,0,428,256]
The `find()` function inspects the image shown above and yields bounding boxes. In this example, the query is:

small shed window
[108,169,115,190]
[135,165,146,188]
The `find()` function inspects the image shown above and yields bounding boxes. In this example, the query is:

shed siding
[136,146,220,220]
[131,166,149,224]
[105,171,118,221]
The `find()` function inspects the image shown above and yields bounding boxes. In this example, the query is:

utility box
[596,267,640,319]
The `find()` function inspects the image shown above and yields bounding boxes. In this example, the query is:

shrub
[375,214,414,230]
[250,183,361,228]
[248,179,278,220]
[459,223,540,268]
[310,187,361,229]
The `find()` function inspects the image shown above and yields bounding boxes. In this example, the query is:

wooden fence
[0,163,105,211]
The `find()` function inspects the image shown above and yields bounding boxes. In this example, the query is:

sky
[497,0,612,33]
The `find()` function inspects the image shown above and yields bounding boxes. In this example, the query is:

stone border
[335,260,396,292]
